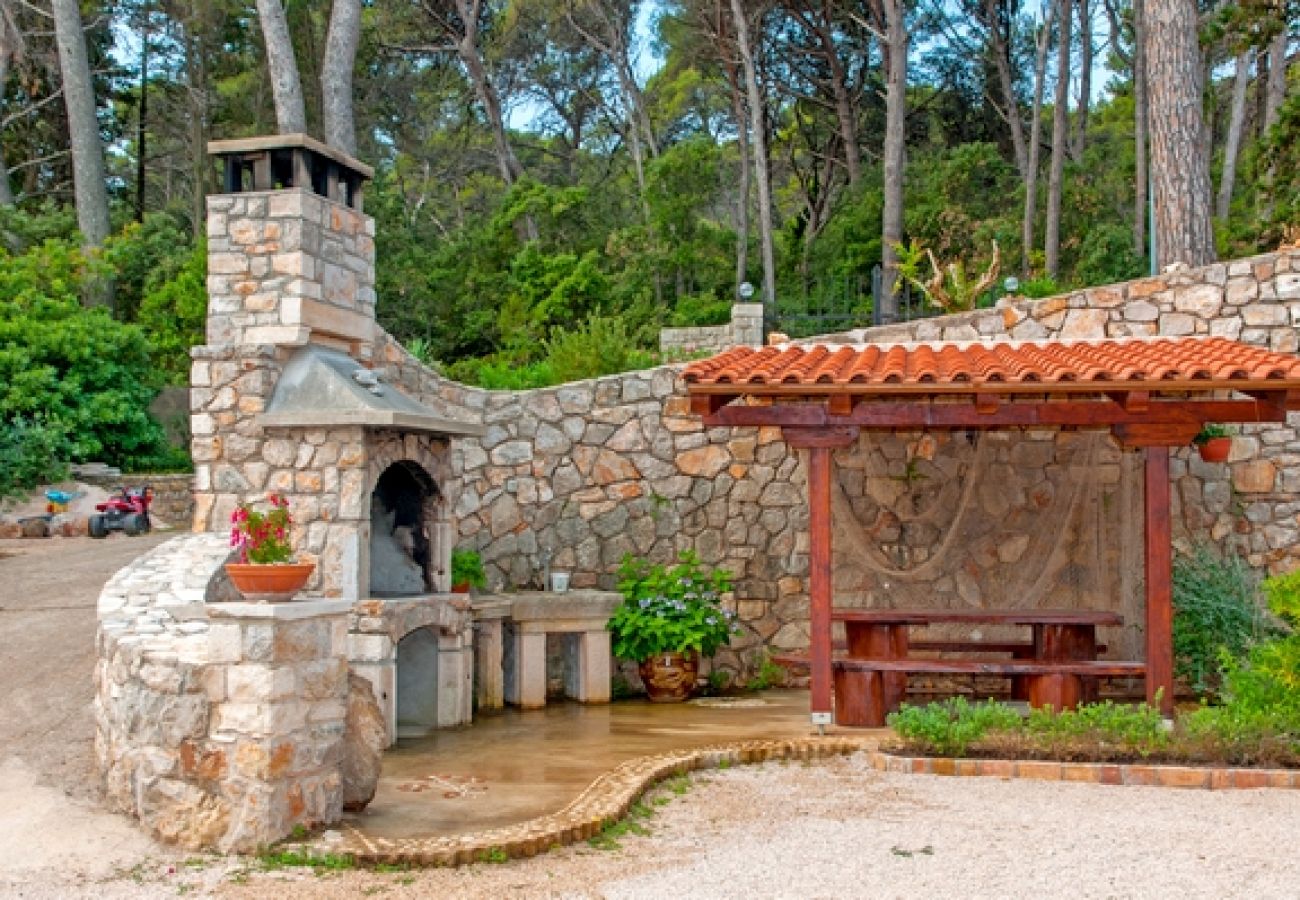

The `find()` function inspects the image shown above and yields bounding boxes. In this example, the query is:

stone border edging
[336,738,1300,868]
[867,749,1300,790]
[338,736,876,867]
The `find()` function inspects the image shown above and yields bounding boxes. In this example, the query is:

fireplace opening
[370,461,438,597]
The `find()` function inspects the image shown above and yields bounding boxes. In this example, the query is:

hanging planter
[1194,425,1233,463]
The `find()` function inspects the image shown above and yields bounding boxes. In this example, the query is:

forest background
[0,0,1296,492]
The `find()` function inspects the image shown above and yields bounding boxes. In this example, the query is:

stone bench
[490,591,620,709]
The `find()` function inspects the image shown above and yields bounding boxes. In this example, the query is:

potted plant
[451,548,487,594]
[225,494,314,602]
[1193,424,1233,463]
[609,551,736,702]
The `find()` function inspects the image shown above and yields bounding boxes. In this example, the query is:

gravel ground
[26,753,1293,900]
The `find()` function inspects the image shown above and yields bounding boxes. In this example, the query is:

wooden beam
[1113,423,1200,447]
[1144,445,1175,716]
[783,426,860,449]
[806,445,834,727]
[828,394,857,417]
[689,394,729,417]
[1108,390,1150,413]
[975,393,1001,414]
[703,398,1293,430]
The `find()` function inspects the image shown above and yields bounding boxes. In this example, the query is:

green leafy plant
[1193,424,1233,445]
[0,417,69,500]
[887,697,1022,757]
[1025,700,1170,757]
[743,651,786,691]
[1172,546,1278,693]
[229,495,294,564]
[451,549,487,590]
[608,551,735,662]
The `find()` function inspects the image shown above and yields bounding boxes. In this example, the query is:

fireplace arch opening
[369,460,440,597]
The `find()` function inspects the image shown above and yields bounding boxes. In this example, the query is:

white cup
[550,572,571,593]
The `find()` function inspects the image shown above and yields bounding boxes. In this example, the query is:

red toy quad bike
[88,485,153,538]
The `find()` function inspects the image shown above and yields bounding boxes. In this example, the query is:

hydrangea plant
[608,551,736,662]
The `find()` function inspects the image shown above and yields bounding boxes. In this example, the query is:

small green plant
[608,551,735,662]
[451,548,487,591]
[1025,700,1170,757]
[587,801,654,850]
[475,847,509,864]
[895,239,1001,312]
[742,651,786,691]
[1172,546,1277,694]
[1192,423,1233,445]
[257,849,356,871]
[887,698,1022,757]
[229,494,295,564]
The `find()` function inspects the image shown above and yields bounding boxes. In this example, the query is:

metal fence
[772,265,935,339]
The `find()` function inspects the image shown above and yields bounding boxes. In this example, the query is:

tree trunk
[51,0,111,253]
[185,5,211,238]
[1045,0,1071,278]
[1215,51,1250,220]
[1144,0,1215,268]
[1072,0,1091,159]
[987,0,1028,179]
[1022,1,1055,276]
[724,60,751,290]
[878,0,908,324]
[1264,27,1289,134]
[815,0,862,185]
[729,0,776,313]
[254,0,307,133]
[0,50,14,206]
[135,16,149,222]
[322,0,361,155]
[1132,0,1147,258]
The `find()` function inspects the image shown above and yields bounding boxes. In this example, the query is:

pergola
[683,337,1300,721]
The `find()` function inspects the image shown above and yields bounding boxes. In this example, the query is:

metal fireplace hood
[260,345,484,437]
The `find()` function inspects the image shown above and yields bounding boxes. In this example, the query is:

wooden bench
[831,658,1146,727]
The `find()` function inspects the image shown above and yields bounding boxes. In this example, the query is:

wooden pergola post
[806,444,833,727]
[1144,445,1175,716]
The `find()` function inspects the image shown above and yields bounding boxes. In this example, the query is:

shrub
[451,549,487,590]
[1025,700,1169,758]
[136,242,207,385]
[609,551,735,662]
[887,698,1022,757]
[0,418,69,500]
[544,314,656,384]
[1172,546,1277,694]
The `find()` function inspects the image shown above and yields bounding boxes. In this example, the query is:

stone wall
[73,472,194,529]
[659,302,765,356]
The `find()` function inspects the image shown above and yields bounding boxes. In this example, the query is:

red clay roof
[682,337,1300,395]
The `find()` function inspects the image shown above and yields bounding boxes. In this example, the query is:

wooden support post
[807,445,834,727]
[1144,445,1174,715]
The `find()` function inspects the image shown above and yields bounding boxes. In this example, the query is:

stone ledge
[866,750,1299,789]
[208,598,353,620]
[337,735,877,866]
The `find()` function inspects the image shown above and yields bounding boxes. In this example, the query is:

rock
[1232,459,1276,493]
[677,445,731,478]
[1059,308,1108,339]
[341,673,386,812]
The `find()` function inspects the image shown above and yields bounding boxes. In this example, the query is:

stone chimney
[204,134,377,358]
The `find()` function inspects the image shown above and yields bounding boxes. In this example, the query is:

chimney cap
[208,132,374,181]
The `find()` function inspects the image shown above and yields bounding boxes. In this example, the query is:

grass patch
[257,849,357,872]
[474,847,509,865]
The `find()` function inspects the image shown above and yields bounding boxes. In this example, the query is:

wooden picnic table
[827,608,1139,727]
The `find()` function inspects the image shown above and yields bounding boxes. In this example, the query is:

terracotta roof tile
[682,337,1300,395]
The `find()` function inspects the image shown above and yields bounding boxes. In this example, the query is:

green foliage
[1024,700,1169,757]
[543,314,656,384]
[887,698,1022,757]
[1018,277,1062,299]
[669,293,732,327]
[609,551,735,662]
[1172,547,1276,693]
[742,651,786,692]
[136,242,208,385]
[100,215,197,322]
[451,549,487,590]
[257,850,356,872]
[0,239,168,470]
[0,418,70,500]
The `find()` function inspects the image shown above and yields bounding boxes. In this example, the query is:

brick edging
[338,736,876,867]
[868,749,1300,789]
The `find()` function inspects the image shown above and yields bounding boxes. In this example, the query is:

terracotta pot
[224,562,315,603]
[1197,436,1232,463]
[451,582,471,594]
[638,651,700,703]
